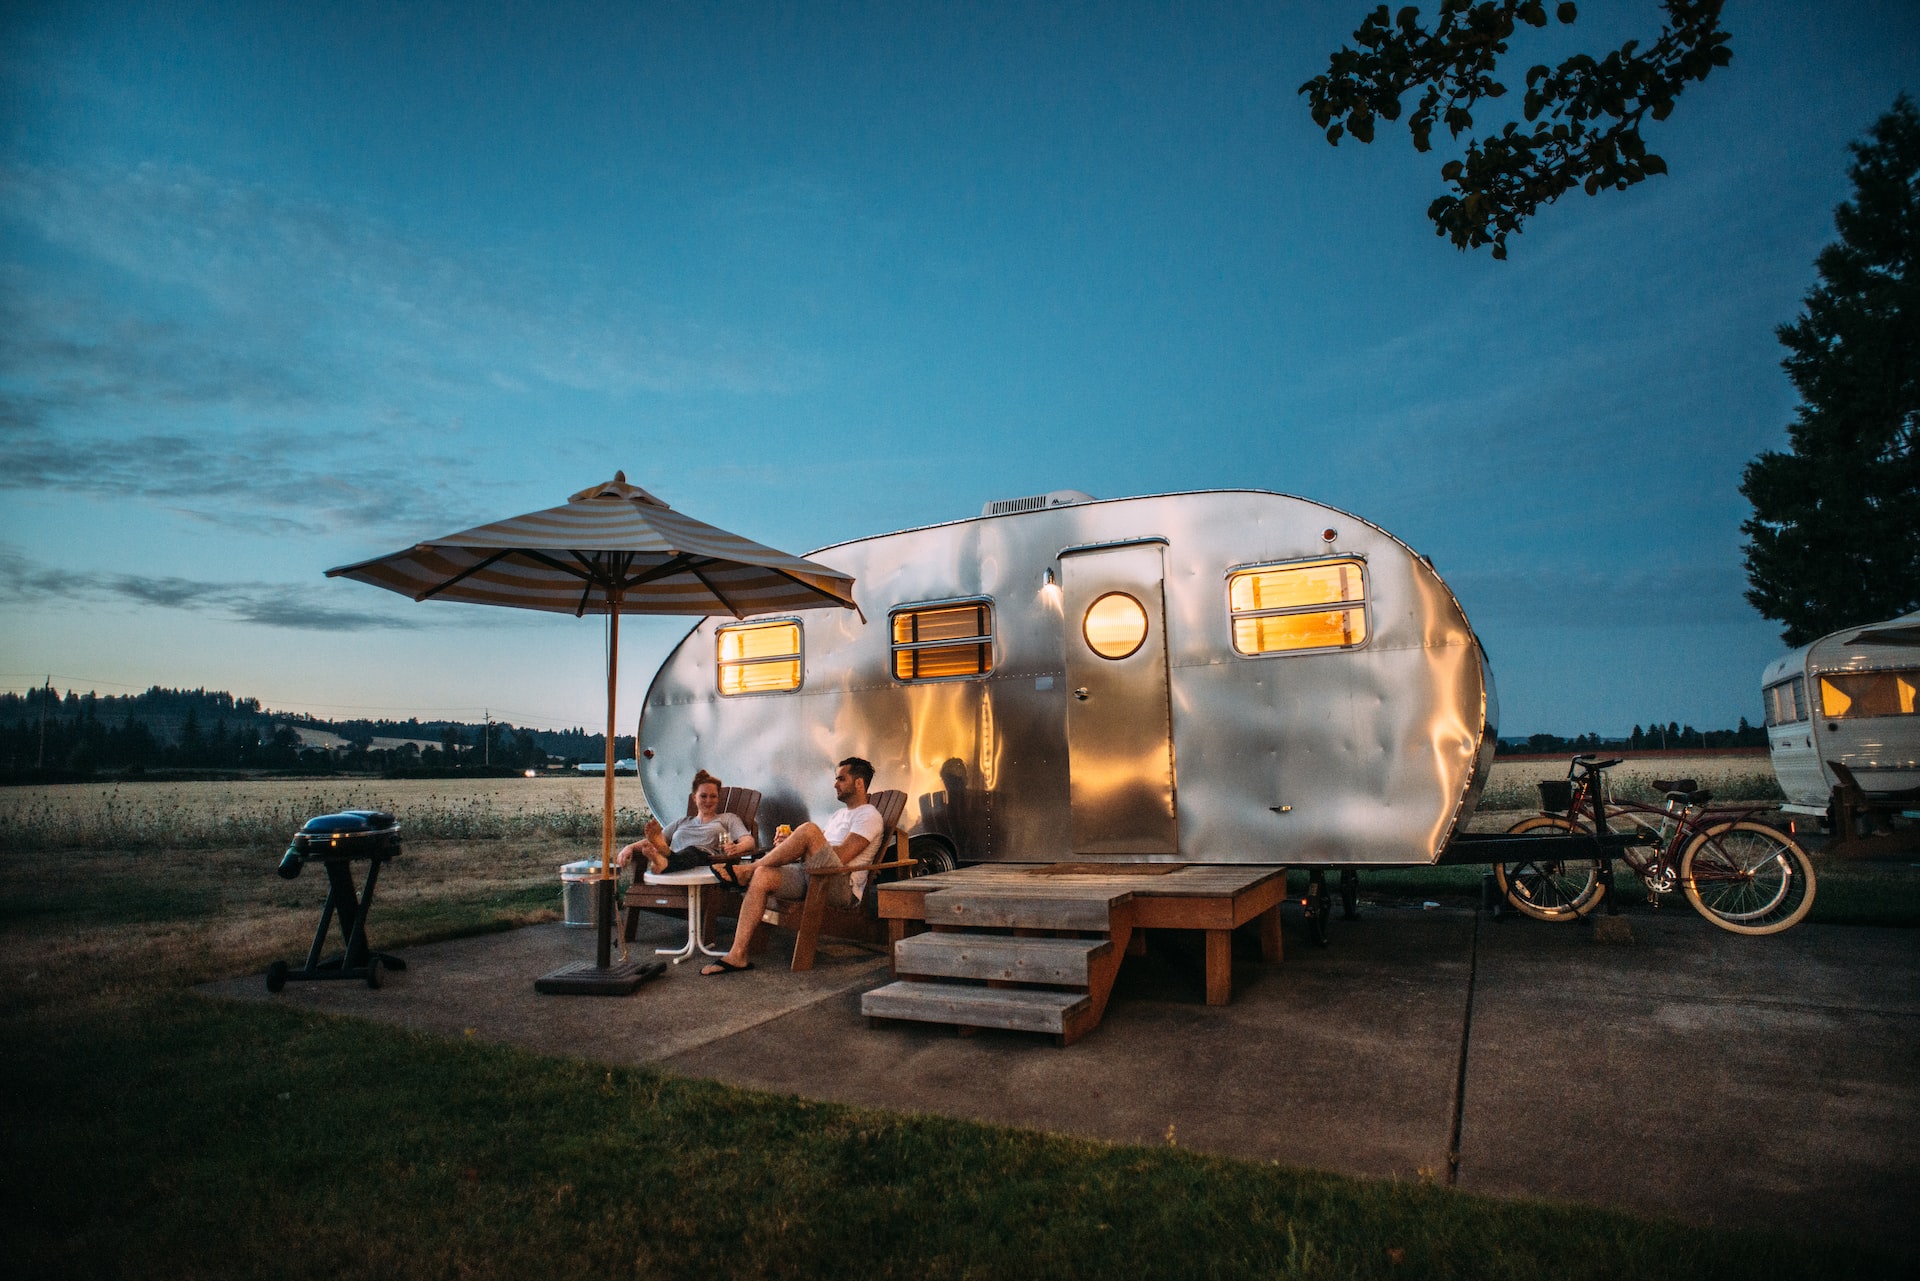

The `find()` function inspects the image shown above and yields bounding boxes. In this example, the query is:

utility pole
[37,676,50,769]
[484,709,492,766]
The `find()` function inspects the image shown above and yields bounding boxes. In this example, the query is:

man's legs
[703,822,827,971]
[754,822,826,868]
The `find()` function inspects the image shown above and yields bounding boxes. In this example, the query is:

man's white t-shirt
[822,802,886,897]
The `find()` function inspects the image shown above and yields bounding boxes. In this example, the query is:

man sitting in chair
[700,757,883,975]
[616,769,756,875]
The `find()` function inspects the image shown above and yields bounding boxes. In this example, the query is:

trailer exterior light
[1084,592,1149,659]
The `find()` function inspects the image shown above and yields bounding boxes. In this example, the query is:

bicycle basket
[1537,779,1575,812]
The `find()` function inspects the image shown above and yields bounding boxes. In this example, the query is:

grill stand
[266,852,406,991]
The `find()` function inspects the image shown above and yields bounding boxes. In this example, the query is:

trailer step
[862,980,1092,1036]
[920,889,1127,931]
[894,933,1111,985]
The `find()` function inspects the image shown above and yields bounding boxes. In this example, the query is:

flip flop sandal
[710,863,745,889]
[700,958,753,976]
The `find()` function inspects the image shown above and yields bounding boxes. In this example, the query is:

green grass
[1,991,1899,1281]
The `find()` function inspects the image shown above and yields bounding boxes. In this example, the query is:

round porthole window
[1083,592,1149,659]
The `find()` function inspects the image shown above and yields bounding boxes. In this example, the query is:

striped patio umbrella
[327,472,857,619]
[326,472,860,991]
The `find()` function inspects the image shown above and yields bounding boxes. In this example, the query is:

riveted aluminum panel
[637,490,1496,866]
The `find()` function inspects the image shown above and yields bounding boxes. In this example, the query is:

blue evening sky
[2,0,1915,736]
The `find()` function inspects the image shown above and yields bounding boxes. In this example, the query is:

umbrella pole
[598,594,619,969]
[534,589,652,996]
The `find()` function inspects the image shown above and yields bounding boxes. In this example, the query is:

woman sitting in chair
[616,769,756,876]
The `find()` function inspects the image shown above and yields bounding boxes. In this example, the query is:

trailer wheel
[1495,815,1607,921]
[908,836,956,877]
[265,961,288,993]
[1339,868,1359,920]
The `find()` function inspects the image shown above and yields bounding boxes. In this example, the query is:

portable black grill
[266,810,405,991]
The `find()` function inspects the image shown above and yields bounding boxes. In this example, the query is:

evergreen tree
[1741,96,1920,646]
[177,708,204,766]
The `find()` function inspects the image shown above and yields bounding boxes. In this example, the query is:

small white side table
[640,865,741,962]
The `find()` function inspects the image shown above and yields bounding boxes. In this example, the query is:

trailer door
[1060,541,1179,854]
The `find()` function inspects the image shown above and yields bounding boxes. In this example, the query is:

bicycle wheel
[1495,815,1607,921]
[1680,820,1815,935]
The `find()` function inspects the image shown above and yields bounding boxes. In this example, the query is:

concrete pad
[1461,913,1920,1249]
[196,898,1920,1253]
[663,908,1473,1181]
[197,915,888,1062]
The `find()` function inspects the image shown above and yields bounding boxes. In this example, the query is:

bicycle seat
[1665,789,1713,805]
[1651,778,1698,794]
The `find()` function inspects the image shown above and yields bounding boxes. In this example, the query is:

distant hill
[0,685,622,781]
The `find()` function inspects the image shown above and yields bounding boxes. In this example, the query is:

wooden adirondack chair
[621,786,762,942]
[758,788,916,971]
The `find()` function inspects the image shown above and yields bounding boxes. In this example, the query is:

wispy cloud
[2,161,804,398]
[0,418,482,537]
[0,160,813,534]
[0,545,424,632]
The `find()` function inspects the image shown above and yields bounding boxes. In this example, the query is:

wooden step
[894,933,1111,985]
[920,889,1126,931]
[862,980,1090,1035]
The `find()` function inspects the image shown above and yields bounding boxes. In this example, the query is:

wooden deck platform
[874,863,1287,1007]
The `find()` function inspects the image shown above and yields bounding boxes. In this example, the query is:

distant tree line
[1497,718,1766,756]
[0,686,623,783]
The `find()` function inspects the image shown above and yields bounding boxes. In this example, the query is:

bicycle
[1495,755,1816,935]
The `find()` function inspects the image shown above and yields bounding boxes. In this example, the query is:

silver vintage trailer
[1762,610,1920,817]
[636,490,1497,869]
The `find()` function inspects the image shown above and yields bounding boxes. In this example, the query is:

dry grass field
[1473,751,1781,819]
[0,753,1781,851]
[0,775,658,850]
[0,778,642,1017]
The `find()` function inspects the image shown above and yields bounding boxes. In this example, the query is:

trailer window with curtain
[1765,675,1809,725]
[891,600,994,681]
[1817,670,1919,719]
[1227,559,1368,655]
[716,620,802,695]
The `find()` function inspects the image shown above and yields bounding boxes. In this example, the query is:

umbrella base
[534,958,665,996]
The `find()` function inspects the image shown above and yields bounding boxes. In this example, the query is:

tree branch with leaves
[1301,0,1731,257]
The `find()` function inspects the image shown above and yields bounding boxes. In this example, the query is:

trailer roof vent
[981,489,1095,517]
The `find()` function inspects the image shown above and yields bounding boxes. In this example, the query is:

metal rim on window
[1083,592,1148,660]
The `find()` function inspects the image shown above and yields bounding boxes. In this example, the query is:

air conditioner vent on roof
[981,489,1095,517]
